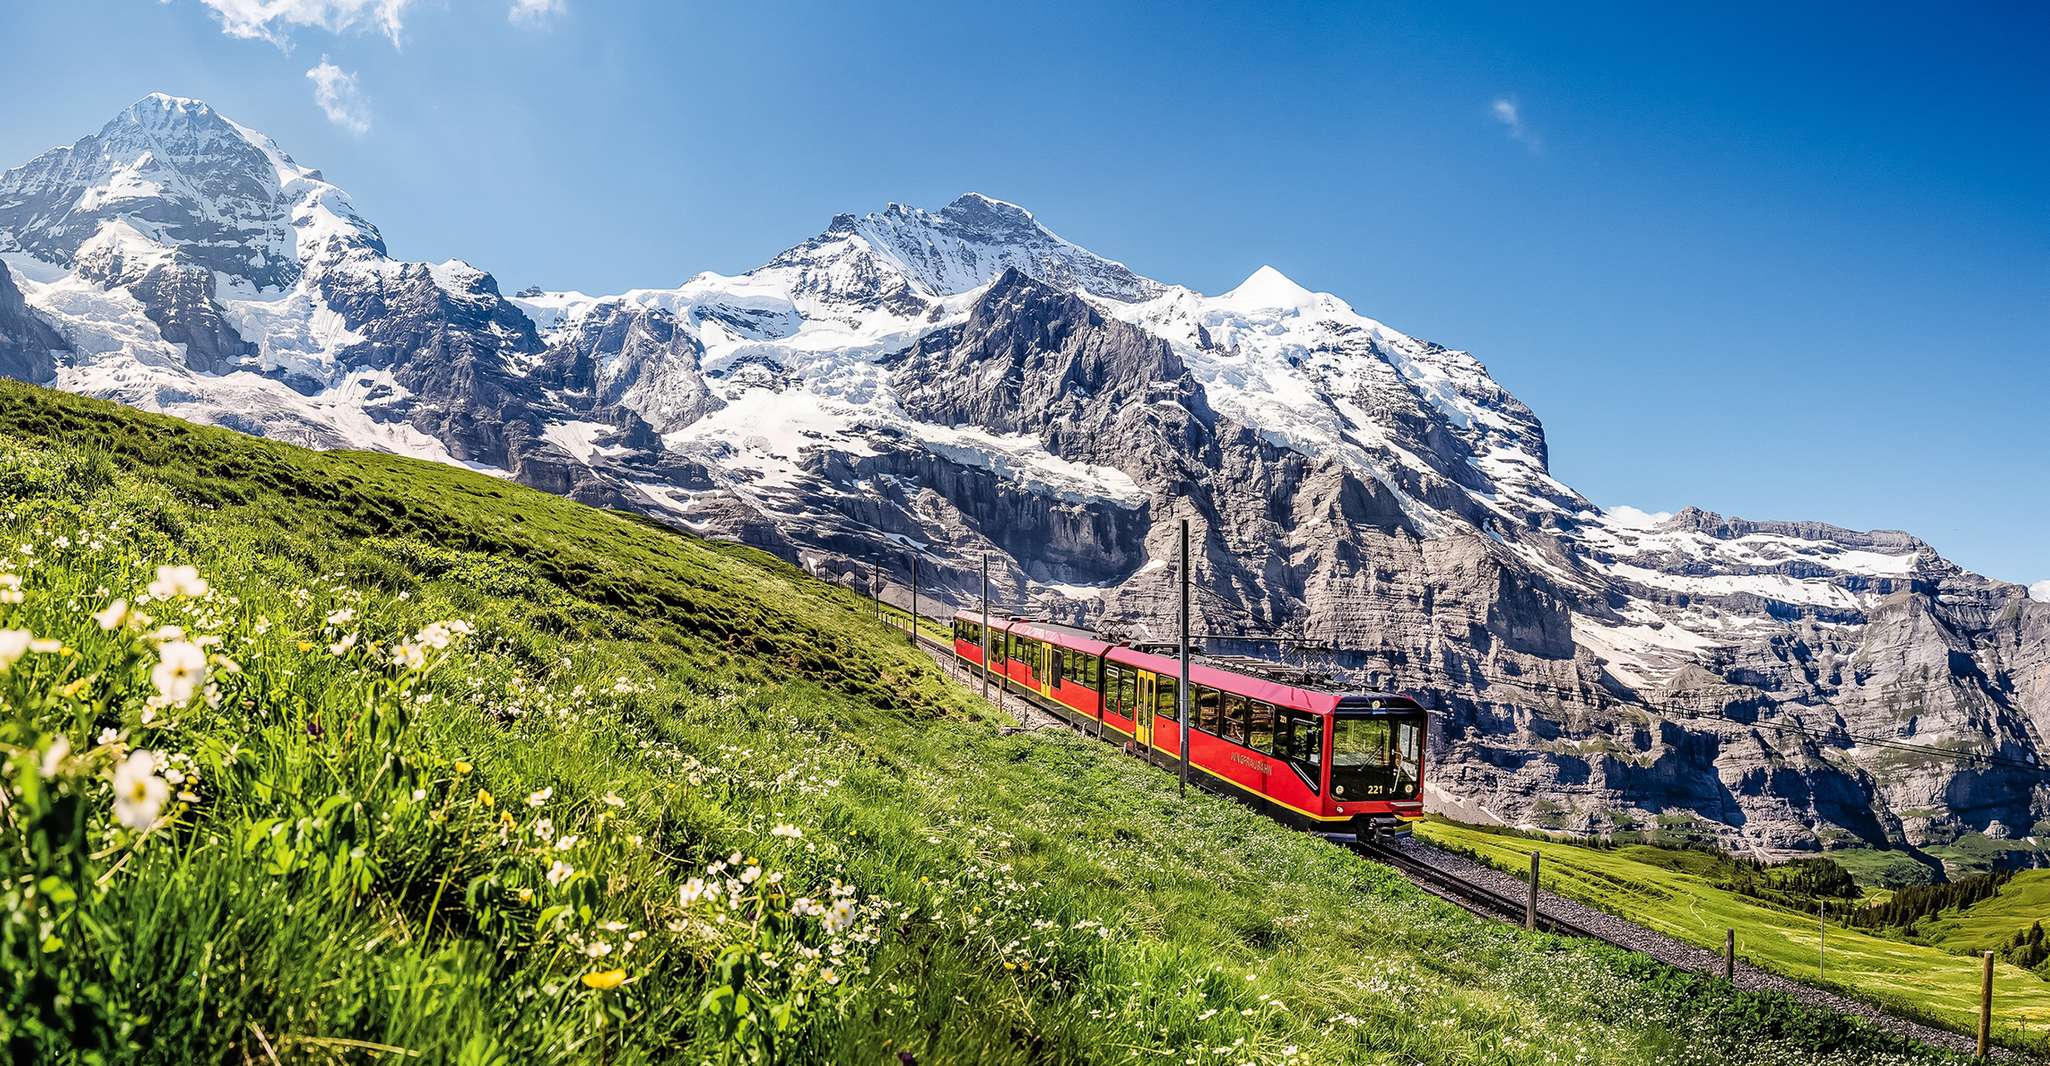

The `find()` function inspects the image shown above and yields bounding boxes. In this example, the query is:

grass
[877,601,953,646]
[1416,819,2050,1054]
[0,379,1977,1064]
[1914,872,2050,955]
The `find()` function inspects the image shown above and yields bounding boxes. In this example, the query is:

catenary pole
[988,553,996,705]
[909,552,919,641]
[1178,517,1192,796]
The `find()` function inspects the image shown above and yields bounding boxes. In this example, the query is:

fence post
[1525,851,1539,931]
[1724,929,1735,981]
[1979,950,1993,1059]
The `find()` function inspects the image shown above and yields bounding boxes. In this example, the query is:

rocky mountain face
[0,261,67,382]
[3,95,2044,864]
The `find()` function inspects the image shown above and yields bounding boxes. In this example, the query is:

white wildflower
[112,750,169,830]
[150,641,207,706]
[93,598,131,631]
[390,642,425,670]
[526,787,552,808]
[0,629,31,671]
[147,565,208,600]
[769,823,803,839]
[39,735,70,779]
[547,860,574,886]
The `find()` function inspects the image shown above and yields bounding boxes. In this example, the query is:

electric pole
[1178,517,1192,796]
[980,552,990,701]
[909,552,919,642]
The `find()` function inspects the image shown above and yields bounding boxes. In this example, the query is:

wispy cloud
[508,0,565,27]
[306,57,372,134]
[2031,580,2050,604]
[188,0,415,49]
[1490,96,1539,152]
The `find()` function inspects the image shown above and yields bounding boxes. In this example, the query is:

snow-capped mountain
[4,95,2044,863]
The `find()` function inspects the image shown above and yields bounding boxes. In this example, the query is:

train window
[1299,714,1324,767]
[1085,655,1100,688]
[1103,663,1121,707]
[1196,686,1220,734]
[1249,701,1276,754]
[989,632,1005,664]
[1119,669,1137,715]
[1221,693,1248,744]
[1155,677,1179,722]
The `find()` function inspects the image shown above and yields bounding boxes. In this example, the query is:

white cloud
[2030,580,2050,604]
[508,0,564,26]
[187,0,415,48]
[1491,96,1539,151]
[306,58,372,134]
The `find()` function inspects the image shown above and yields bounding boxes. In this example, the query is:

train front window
[1328,714,1422,801]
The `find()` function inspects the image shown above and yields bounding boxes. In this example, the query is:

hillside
[0,380,1964,1064]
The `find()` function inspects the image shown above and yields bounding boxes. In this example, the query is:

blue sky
[4,1,2046,585]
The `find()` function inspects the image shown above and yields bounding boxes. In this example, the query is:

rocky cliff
[2,95,2043,864]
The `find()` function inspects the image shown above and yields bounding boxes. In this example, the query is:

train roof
[1004,617,1114,655]
[949,608,1422,715]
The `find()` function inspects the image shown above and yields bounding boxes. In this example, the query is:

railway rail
[1350,835,1598,937]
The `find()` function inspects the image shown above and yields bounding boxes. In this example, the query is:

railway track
[1350,835,1599,938]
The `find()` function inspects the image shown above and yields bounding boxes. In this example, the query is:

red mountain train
[951,611,1426,836]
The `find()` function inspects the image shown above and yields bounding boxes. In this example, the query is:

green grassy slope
[1418,820,2050,1053]
[1915,871,2050,955]
[0,381,1967,1065]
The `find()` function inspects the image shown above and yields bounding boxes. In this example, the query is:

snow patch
[542,420,627,463]
[1605,505,1673,530]
[2031,581,2050,604]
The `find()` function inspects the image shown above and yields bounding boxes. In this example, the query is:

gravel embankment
[1388,835,2038,1063]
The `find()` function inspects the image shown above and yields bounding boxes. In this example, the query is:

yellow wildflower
[581,968,626,990]
[477,787,494,808]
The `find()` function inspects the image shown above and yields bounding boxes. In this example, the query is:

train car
[951,610,1426,837]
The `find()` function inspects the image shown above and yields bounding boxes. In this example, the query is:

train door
[1041,643,1056,698]
[1134,671,1154,748]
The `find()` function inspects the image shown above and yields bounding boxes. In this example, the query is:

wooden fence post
[1724,928,1735,981]
[1525,851,1539,931]
[1978,950,1993,1060]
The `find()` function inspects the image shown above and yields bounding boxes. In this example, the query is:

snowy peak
[0,94,383,290]
[1220,264,1316,310]
[767,192,1165,308]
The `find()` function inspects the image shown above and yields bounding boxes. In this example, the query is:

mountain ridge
[2,94,2043,861]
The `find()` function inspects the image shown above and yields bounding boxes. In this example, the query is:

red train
[951,611,1426,837]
